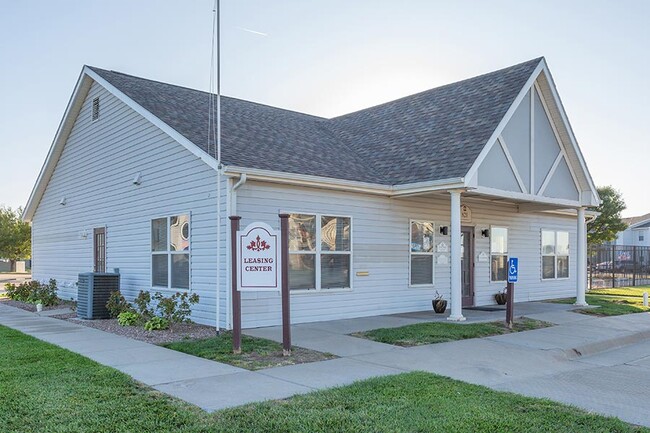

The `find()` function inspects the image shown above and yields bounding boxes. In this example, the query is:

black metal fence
[589,245,650,289]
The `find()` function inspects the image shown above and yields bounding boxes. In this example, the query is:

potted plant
[432,291,447,313]
[35,300,44,313]
[494,288,507,305]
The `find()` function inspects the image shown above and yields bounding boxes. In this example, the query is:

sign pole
[506,281,514,329]
[230,216,242,354]
[506,257,518,329]
[279,214,291,356]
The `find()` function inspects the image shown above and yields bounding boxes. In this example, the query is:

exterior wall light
[60,197,67,206]
[439,226,448,236]
[132,172,142,185]
[481,229,490,238]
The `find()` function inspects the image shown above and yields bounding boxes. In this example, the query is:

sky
[1,0,648,217]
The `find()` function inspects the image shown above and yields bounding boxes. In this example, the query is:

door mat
[464,306,505,312]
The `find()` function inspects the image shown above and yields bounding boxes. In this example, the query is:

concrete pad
[246,325,398,357]
[493,364,650,427]
[38,308,74,317]
[523,310,598,325]
[55,334,150,353]
[154,371,313,411]
[81,344,196,367]
[298,315,424,334]
[117,356,244,386]
[578,346,650,368]
[259,357,405,389]
[485,327,597,350]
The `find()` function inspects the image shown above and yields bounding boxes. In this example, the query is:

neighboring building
[613,214,650,247]
[23,57,600,328]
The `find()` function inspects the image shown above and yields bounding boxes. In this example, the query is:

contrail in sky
[236,27,268,37]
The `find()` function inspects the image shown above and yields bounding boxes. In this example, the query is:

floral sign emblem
[247,235,271,252]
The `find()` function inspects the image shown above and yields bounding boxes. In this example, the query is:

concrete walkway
[1,302,650,426]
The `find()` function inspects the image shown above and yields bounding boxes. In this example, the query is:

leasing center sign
[237,222,280,291]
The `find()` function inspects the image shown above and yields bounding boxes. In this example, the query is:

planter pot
[432,299,447,313]
[36,304,43,313]
[494,293,507,305]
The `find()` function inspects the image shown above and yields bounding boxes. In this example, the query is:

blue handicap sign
[508,258,518,283]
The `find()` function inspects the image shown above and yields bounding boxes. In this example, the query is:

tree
[0,206,31,270]
[587,186,628,245]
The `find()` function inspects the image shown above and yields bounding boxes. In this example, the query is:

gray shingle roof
[89,57,542,186]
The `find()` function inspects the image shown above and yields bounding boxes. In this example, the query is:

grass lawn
[351,318,552,347]
[2,325,647,433]
[161,332,336,370]
[552,288,650,316]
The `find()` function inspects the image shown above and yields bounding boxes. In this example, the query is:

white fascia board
[223,166,465,197]
[473,186,581,208]
[84,68,220,172]
[539,62,600,205]
[391,178,466,196]
[223,166,393,195]
[464,59,545,183]
[23,69,92,222]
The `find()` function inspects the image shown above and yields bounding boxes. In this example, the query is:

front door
[93,227,106,273]
[461,226,475,307]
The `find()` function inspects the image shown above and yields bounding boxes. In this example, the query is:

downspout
[226,173,247,329]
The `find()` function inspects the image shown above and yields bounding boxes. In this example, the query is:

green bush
[106,291,132,318]
[134,290,154,318]
[144,316,169,331]
[117,311,141,327]
[4,279,58,306]
[152,291,200,323]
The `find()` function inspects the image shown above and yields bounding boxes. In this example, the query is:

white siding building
[23,57,600,328]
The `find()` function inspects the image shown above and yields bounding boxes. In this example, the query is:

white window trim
[286,212,353,293]
[408,219,436,287]
[541,229,570,281]
[150,213,192,290]
[490,225,509,283]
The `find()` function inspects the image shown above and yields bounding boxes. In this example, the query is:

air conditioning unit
[77,272,120,319]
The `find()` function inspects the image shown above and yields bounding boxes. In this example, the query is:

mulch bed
[64,317,219,345]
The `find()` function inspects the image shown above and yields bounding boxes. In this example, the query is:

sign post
[232,219,287,355]
[506,257,518,329]
[229,216,242,354]
[279,214,291,356]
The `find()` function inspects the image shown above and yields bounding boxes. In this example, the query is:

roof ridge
[87,66,328,121]
[330,57,544,121]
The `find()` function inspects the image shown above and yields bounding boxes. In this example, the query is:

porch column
[448,189,466,321]
[575,207,588,306]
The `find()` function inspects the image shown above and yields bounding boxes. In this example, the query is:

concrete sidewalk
[2,302,650,426]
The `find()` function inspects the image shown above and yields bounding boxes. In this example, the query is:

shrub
[106,291,132,318]
[117,311,141,327]
[144,316,169,331]
[152,291,200,323]
[134,291,154,318]
[4,280,58,306]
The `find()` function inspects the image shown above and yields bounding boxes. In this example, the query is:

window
[92,97,100,121]
[151,215,190,289]
[640,235,645,242]
[288,213,351,291]
[542,230,569,279]
[410,221,435,285]
[490,227,508,282]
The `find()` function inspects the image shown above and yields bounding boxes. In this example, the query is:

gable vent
[92,97,100,121]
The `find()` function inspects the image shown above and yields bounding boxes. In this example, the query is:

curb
[565,329,650,359]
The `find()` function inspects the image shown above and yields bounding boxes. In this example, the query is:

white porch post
[576,207,588,306]
[448,190,466,321]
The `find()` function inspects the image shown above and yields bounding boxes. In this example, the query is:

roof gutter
[222,166,468,197]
